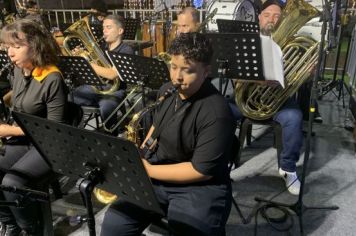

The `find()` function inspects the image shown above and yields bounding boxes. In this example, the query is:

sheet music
[260,35,285,88]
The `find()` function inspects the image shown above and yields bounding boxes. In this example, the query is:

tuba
[234,0,320,120]
[93,85,179,204]
[62,16,120,95]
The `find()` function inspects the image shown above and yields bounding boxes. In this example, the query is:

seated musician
[0,19,68,235]
[100,33,236,236]
[71,14,133,135]
[177,6,200,34]
[230,0,302,195]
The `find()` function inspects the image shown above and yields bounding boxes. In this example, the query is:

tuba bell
[62,16,120,95]
[234,0,320,120]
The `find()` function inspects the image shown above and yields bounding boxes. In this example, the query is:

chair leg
[246,123,252,146]
[237,119,251,167]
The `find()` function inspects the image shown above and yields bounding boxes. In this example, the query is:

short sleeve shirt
[11,67,67,123]
[150,80,236,184]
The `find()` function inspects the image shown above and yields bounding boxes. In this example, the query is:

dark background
[0,0,124,10]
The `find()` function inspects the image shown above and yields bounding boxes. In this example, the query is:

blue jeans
[71,85,126,130]
[100,181,232,236]
[229,98,303,172]
[273,99,303,172]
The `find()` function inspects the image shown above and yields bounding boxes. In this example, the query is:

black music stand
[12,111,164,236]
[106,51,169,90]
[0,50,11,67]
[217,19,260,34]
[0,50,11,81]
[123,18,140,40]
[58,56,106,90]
[205,33,264,95]
[106,51,170,134]
[89,23,103,42]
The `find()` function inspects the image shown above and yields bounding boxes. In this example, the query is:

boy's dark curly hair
[168,33,213,65]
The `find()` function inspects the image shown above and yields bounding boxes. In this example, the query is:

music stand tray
[123,18,140,40]
[58,56,106,87]
[12,111,164,235]
[205,33,264,81]
[89,24,103,42]
[106,51,169,89]
[217,19,260,34]
[0,50,11,67]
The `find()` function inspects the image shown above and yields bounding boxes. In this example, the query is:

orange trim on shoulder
[32,65,62,82]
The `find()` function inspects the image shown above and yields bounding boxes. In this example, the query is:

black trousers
[100,180,232,236]
[0,137,52,232]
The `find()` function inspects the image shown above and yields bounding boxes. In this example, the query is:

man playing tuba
[231,0,303,195]
[71,15,133,135]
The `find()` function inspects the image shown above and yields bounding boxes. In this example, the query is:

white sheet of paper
[260,35,285,88]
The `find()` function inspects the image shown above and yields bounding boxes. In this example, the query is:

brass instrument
[94,85,179,204]
[234,0,320,120]
[156,8,218,64]
[62,16,120,95]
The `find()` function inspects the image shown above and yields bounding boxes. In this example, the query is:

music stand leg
[79,179,97,236]
[232,197,248,224]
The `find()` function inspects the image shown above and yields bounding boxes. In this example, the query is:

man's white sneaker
[279,168,300,195]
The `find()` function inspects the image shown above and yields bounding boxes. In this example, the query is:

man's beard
[261,22,275,36]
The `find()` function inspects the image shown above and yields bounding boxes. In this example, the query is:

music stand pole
[216,59,228,95]
[255,1,339,234]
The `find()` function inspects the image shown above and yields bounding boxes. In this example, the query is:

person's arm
[142,159,211,184]
[90,63,118,80]
[0,124,24,137]
[2,90,12,107]
[140,125,155,149]
[0,90,23,137]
